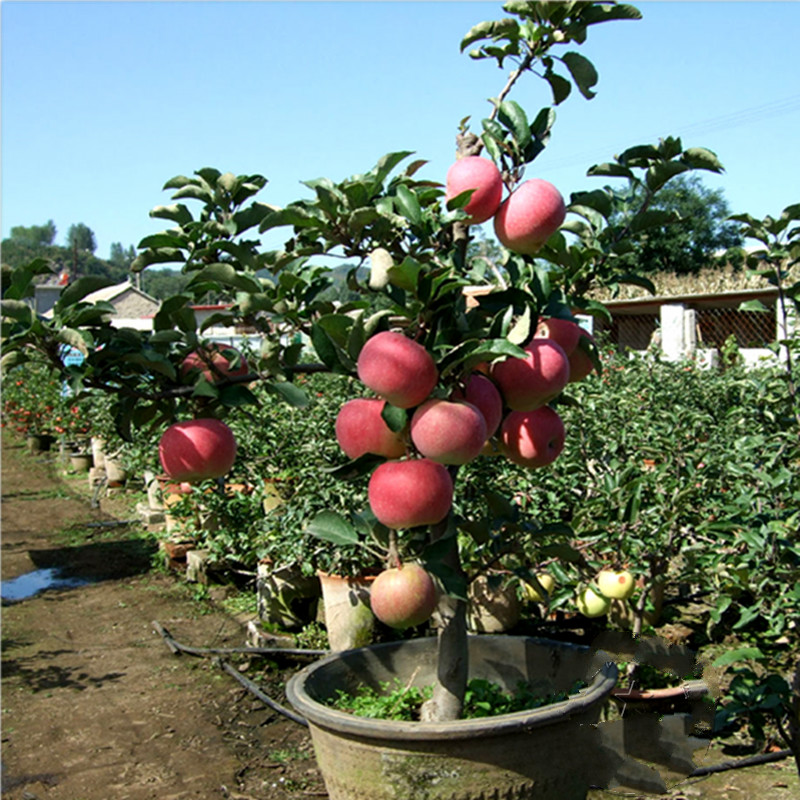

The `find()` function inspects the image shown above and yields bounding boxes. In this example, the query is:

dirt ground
[1,434,326,800]
[1,432,797,800]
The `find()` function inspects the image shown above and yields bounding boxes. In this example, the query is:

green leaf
[507,304,533,345]
[162,174,196,190]
[739,299,770,313]
[544,70,572,105]
[131,248,186,272]
[266,381,309,408]
[541,543,584,562]
[394,184,422,226]
[645,161,690,193]
[587,162,634,180]
[580,4,642,24]
[381,404,408,433]
[388,257,422,292]
[219,383,259,408]
[630,209,679,233]
[370,151,414,193]
[445,189,475,212]
[0,299,33,325]
[561,51,598,99]
[497,100,530,149]
[481,132,503,163]
[681,147,724,173]
[149,203,193,227]
[614,273,657,294]
[323,453,384,481]
[217,171,238,193]
[171,184,213,202]
[137,233,187,249]
[460,18,518,52]
[55,276,115,311]
[306,512,361,546]
[712,647,766,668]
[190,378,220,399]
[187,263,261,294]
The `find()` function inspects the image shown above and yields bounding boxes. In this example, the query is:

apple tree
[2,1,730,724]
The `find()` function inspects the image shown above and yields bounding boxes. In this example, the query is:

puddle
[1,568,92,602]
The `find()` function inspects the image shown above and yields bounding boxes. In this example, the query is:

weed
[329,677,588,721]
[294,621,329,651]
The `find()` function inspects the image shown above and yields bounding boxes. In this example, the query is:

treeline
[0,220,189,300]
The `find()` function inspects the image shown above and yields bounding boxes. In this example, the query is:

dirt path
[1,434,324,800]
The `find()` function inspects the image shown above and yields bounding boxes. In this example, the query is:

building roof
[81,281,159,306]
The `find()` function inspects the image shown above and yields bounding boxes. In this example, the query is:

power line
[537,94,800,176]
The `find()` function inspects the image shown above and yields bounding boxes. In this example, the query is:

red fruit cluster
[445,156,566,254]
[336,323,597,532]
[181,344,250,384]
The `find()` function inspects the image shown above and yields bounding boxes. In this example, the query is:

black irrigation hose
[152,620,328,727]
[151,620,328,659]
[688,747,795,777]
[216,657,309,728]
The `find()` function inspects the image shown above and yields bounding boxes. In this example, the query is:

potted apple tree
[247,4,724,797]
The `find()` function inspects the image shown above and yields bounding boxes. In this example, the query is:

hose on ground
[152,620,328,659]
[152,620,327,727]
[689,746,794,777]
[216,657,309,727]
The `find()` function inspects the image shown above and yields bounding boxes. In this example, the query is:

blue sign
[59,345,85,368]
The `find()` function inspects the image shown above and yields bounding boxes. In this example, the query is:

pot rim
[286,634,617,741]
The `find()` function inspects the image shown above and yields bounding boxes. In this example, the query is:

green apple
[596,568,635,600]
[576,586,611,618]
[522,573,555,602]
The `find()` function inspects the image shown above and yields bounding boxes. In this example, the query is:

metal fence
[599,302,778,352]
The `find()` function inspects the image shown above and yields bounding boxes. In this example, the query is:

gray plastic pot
[286,635,618,800]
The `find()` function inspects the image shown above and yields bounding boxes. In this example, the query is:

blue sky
[2,1,799,260]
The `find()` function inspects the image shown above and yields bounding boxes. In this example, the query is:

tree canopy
[611,174,743,275]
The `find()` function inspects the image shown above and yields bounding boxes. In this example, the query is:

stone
[186,549,210,584]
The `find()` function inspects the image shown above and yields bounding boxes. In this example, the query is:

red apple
[494,179,566,254]
[370,563,438,629]
[445,155,503,225]
[335,398,407,460]
[500,406,565,468]
[368,458,453,529]
[181,344,249,383]
[158,418,237,482]
[568,330,598,383]
[356,331,438,409]
[410,398,486,465]
[490,339,570,411]
[450,373,503,438]
[534,317,583,358]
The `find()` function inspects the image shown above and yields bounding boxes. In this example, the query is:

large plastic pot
[286,635,617,800]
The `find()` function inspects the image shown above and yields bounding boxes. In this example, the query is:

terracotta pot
[317,571,376,652]
[466,573,522,633]
[90,437,107,470]
[257,562,320,630]
[104,458,128,486]
[286,635,618,800]
[26,433,53,453]
[69,452,93,472]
